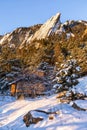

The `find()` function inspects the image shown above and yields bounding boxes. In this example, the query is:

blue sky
[0,0,87,35]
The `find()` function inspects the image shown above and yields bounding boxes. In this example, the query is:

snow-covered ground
[0,76,87,130]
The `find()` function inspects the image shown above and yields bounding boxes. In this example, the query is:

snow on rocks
[23,110,44,127]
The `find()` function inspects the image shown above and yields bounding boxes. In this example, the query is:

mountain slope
[0,12,87,90]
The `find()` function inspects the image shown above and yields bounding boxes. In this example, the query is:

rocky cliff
[0,12,87,48]
[31,13,61,40]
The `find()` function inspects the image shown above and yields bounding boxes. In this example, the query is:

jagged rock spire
[31,13,61,41]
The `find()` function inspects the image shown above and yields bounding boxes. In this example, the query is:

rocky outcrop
[56,90,86,104]
[82,27,87,39]
[0,13,61,48]
[23,109,58,127]
[71,102,87,111]
[0,25,41,48]
[23,111,44,127]
[0,12,86,48]
[31,13,61,41]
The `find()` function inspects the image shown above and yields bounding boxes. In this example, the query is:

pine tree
[53,59,80,92]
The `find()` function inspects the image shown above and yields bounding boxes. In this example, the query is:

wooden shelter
[10,77,47,98]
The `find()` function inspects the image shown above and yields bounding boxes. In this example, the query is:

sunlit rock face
[0,13,61,48]
[0,25,41,48]
[31,13,61,40]
[0,12,87,49]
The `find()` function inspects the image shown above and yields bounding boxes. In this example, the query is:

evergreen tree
[53,59,80,92]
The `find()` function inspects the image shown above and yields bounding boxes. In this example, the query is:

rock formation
[31,13,61,41]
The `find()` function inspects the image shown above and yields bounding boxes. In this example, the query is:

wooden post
[11,83,16,96]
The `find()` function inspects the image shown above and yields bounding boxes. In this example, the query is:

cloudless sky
[0,0,87,35]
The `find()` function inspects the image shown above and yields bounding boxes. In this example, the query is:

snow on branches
[53,59,80,92]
